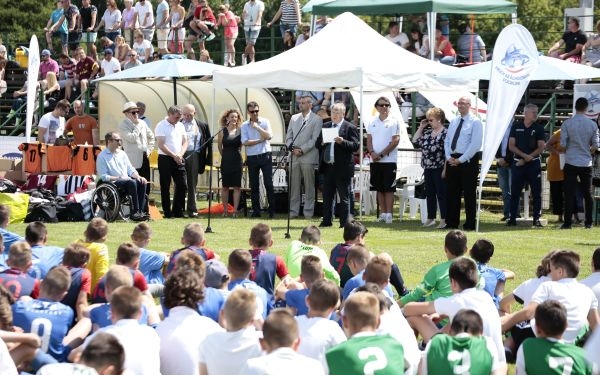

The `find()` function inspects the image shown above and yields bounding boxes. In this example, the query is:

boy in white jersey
[516,300,592,375]
[580,247,600,303]
[421,309,502,375]
[295,279,346,369]
[501,250,599,344]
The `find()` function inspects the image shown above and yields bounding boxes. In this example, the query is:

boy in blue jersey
[60,243,92,320]
[24,222,64,280]
[0,205,24,254]
[228,248,270,320]
[12,266,91,362]
[130,223,169,297]
[166,223,217,275]
[470,239,515,308]
[0,242,40,299]
[282,255,324,316]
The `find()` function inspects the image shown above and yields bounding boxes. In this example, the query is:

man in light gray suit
[286,95,323,219]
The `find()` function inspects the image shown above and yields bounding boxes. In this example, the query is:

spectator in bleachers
[134,0,155,42]
[167,0,186,54]
[216,4,239,67]
[384,21,409,49]
[99,36,117,55]
[199,49,213,63]
[39,49,59,81]
[266,0,301,38]
[115,35,133,67]
[295,23,309,46]
[95,0,122,42]
[124,50,143,70]
[549,16,587,63]
[65,47,99,101]
[242,0,264,64]
[0,57,5,98]
[44,0,68,55]
[155,0,170,55]
[50,0,81,53]
[132,30,154,63]
[80,0,98,61]
[408,25,429,58]
[58,52,77,89]
[314,15,329,33]
[456,23,486,63]
[282,29,295,51]
[434,25,456,65]
[121,0,139,46]
[582,20,600,68]
[41,72,61,108]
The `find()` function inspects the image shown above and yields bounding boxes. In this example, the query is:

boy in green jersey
[326,291,405,375]
[422,309,503,375]
[516,300,592,375]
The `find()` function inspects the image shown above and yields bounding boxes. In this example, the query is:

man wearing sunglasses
[367,97,400,224]
[119,101,155,198]
[241,101,274,218]
[96,131,148,221]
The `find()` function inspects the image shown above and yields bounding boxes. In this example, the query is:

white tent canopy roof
[438,56,600,82]
[213,12,475,92]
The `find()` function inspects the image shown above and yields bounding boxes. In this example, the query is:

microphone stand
[285,117,308,239]
[193,126,225,234]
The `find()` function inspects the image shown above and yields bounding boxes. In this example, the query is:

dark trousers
[549,180,564,216]
[247,152,274,215]
[510,159,542,220]
[114,178,146,213]
[321,164,352,226]
[136,152,151,198]
[445,156,479,229]
[564,163,593,226]
[184,150,199,215]
[424,167,447,220]
[158,154,187,218]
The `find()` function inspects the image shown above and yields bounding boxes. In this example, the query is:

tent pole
[206,84,217,233]
[173,78,178,105]
[428,12,437,61]
[476,182,482,232]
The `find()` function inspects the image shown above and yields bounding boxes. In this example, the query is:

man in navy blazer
[318,102,360,228]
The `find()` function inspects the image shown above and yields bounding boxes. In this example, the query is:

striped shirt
[279,0,299,25]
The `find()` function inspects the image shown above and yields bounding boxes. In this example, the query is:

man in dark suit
[318,102,360,228]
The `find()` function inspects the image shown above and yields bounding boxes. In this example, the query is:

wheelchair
[90,182,134,222]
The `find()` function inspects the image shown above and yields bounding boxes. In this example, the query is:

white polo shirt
[580,272,600,305]
[155,118,186,156]
[367,116,400,163]
[295,315,346,371]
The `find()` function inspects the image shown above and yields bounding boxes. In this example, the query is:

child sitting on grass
[469,238,515,308]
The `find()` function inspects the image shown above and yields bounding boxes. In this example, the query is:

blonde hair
[219,109,243,128]
[45,72,58,91]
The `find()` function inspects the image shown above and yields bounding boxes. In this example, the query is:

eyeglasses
[111,138,122,143]
[376,103,391,108]
[248,110,259,114]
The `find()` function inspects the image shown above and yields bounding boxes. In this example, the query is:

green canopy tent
[304,0,517,59]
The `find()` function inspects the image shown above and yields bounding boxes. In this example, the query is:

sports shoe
[376,214,386,223]
[206,32,216,42]
[423,219,436,227]
[532,219,543,228]
[131,211,147,222]
[384,214,393,224]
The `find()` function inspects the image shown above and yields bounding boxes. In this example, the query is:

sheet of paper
[322,128,338,143]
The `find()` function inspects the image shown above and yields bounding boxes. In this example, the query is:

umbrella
[95,58,225,104]
[437,56,600,82]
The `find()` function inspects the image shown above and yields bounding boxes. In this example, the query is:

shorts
[244,28,260,45]
[52,32,68,46]
[80,32,97,44]
[510,321,535,349]
[142,28,155,42]
[156,29,168,49]
[369,162,397,192]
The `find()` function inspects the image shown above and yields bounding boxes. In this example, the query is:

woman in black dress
[218,109,243,216]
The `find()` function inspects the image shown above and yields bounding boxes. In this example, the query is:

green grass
[8,207,598,292]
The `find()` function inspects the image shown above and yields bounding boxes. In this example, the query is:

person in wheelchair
[97,131,148,221]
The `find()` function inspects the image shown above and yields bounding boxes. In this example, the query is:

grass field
[8,207,599,292]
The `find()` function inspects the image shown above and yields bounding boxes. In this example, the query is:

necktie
[450,118,464,152]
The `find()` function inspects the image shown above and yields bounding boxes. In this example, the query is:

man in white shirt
[240,309,324,375]
[92,49,121,99]
[155,105,188,218]
[134,0,154,41]
[385,21,409,48]
[38,99,69,144]
[242,0,264,64]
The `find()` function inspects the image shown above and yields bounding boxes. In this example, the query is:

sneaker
[423,219,436,227]
[131,212,147,222]
[377,214,386,223]
[532,220,543,228]
[206,32,216,42]
[384,214,393,224]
